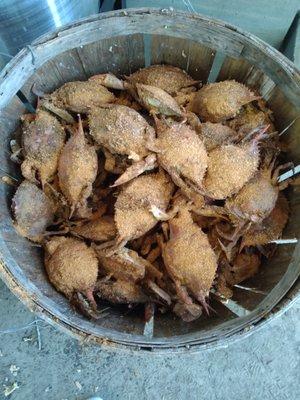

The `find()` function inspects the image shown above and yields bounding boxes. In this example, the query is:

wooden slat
[1,9,299,108]
[267,86,300,164]
[76,34,145,77]
[20,48,88,104]
[151,35,216,82]
[217,55,276,99]
[21,34,145,103]
[217,56,254,82]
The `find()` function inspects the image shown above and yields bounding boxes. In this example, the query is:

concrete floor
[0,279,299,400]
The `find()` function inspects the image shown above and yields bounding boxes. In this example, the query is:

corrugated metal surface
[125,0,300,49]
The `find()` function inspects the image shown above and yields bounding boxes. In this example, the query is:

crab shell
[96,248,146,282]
[154,120,208,189]
[225,168,279,224]
[71,216,116,242]
[12,180,55,242]
[162,208,217,305]
[190,80,258,122]
[228,103,275,137]
[127,64,197,95]
[50,80,115,113]
[58,119,98,215]
[197,122,236,152]
[96,279,148,304]
[89,104,155,159]
[135,83,182,116]
[114,171,174,242]
[241,193,289,248]
[44,236,98,299]
[21,110,66,186]
[204,142,260,200]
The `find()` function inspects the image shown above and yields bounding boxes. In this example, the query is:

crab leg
[147,280,172,305]
[85,288,98,311]
[111,154,157,187]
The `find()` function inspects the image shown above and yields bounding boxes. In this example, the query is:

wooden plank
[0,96,26,136]
[217,56,276,99]
[76,33,145,77]
[20,48,89,104]
[267,86,300,164]
[0,9,249,108]
[217,56,254,83]
[21,34,144,103]
[151,35,216,82]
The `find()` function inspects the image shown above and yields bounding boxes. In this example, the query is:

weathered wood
[1,9,299,107]
[21,34,144,103]
[217,56,254,83]
[267,86,300,164]
[76,34,145,77]
[151,35,215,82]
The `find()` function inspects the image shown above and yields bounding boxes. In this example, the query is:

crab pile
[11,65,292,322]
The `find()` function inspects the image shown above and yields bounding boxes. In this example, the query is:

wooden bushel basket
[0,9,299,352]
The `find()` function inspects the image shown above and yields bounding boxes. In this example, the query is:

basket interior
[0,15,299,347]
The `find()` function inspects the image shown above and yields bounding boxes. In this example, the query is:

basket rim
[0,8,299,352]
[0,7,299,107]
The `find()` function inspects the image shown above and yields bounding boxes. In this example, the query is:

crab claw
[195,293,215,315]
[70,292,100,319]
[110,154,157,187]
[89,73,125,90]
[85,287,98,311]
[40,99,75,123]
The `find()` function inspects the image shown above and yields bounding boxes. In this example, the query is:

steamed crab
[112,118,208,196]
[241,193,289,250]
[12,180,55,242]
[96,279,148,304]
[114,171,174,248]
[21,110,66,186]
[88,103,156,175]
[45,236,99,310]
[58,117,97,217]
[42,79,115,116]
[204,159,292,257]
[160,207,217,314]
[216,251,261,299]
[126,64,197,95]
[189,80,258,122]
[225,160,293,224]
[95,246,170,303]
[203,126,268,200]
[227,102,275,137]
